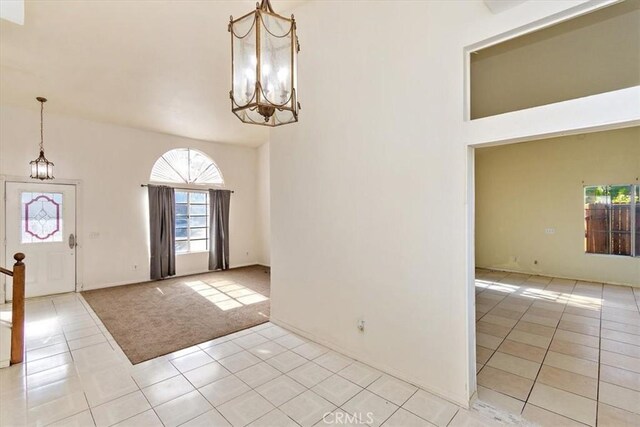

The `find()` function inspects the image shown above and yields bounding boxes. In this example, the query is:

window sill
[584,253,639,259]
[177,251,210,256]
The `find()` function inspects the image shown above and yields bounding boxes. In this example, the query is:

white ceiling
[0,0,302,147]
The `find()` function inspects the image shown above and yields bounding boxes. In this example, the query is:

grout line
[595,284,604,426]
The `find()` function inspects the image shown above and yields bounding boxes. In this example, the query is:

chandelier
[229,0,300,126]
[30,97,54,180]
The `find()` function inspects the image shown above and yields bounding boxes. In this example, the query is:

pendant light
[229,0,300,126]
[30,97,54,180]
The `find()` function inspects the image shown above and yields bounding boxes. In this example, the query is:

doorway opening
[471,127,640,424]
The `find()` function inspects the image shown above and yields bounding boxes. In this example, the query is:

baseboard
[476,265,638,288]
[269,316,471,409]
[81,262,268,292]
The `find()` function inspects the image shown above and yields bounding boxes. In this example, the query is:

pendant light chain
[30,96,54,180]
[40,99,44,152]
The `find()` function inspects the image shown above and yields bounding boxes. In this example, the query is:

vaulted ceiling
[0,1,302,147]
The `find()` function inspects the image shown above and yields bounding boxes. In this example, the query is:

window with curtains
[175,191,209,254]
[149,148,224,255]
[584,185,639,257]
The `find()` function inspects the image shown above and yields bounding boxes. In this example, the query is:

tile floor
[0,293,505,427]
[475,269,640,426]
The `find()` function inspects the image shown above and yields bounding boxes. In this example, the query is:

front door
[5,182,76,299]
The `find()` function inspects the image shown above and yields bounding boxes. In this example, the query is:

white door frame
[0,175,83,304]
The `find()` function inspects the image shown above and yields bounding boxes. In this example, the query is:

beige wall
[471,0,640,119]
[475,127,640,286]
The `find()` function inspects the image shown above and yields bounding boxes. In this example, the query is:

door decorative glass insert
[21,192,63,243]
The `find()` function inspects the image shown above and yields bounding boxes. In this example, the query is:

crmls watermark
[322,412,374,425]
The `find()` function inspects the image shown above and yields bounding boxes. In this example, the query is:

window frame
[175,190,210,255]
[584,183,638,258]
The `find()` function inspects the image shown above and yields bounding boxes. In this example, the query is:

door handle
[69,234,77,249]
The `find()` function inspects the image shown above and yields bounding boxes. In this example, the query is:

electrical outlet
[357,319,365,332]
[545,228,555,234]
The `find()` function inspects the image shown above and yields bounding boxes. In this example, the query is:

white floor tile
[217,390,275,427]
[338,362,382,388]
[249,341,287,360]
[199,375,251,406]
[313,351,354,373]
[248,409,298,427]
[27,390,89,426]
[255,375,307,407]
[256,326,289,340]
[342,390,398,427]
[292,342,329,360]
[183,361,231,389]
[275,333,307,349]
[25,363,78,391]
[170,350,214,373]
[67,333,107,351]
[312,374,362,406]
[205,341,245,360]
[80,366,138,407]
[26,352,73,375]
[154,390,213,427]
[367,375,418,406]
[402,390,459,427]
[181,408,231,427]
[27,376,84,409]
[48,409,96,427]
[382,408,432,427]
[142,374,195,407]
[288,362,332,388]
[236,362,282,388]
[218,351,261,373]
[131,359,180,388]
[280,390,336,427]
[266,351,308,373]
[233,333,270,349]
[112,409,164,427]
[90,390,150,427]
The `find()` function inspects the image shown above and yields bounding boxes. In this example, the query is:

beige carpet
[82,265,270,364]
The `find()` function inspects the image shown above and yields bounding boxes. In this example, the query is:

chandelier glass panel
[229,0,299,126]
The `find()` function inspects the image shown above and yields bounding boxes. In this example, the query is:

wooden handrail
[8,253,25,365]
[0,267,12,277]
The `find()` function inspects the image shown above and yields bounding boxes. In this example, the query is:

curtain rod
[140,184,234,193]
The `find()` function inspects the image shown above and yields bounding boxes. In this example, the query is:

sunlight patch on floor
[184,280,269,311]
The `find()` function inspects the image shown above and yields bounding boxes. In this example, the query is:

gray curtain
[148,185,176,280]
[209,189,231,270]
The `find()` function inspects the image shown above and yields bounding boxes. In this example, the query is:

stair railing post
[10,253,25,365]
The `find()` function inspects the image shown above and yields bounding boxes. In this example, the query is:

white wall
[0,105,260,293]
[268,0,635,406]
[476,127,640,286]
[256,142,271,266]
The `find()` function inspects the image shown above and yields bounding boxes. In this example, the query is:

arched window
[150,148,224,185]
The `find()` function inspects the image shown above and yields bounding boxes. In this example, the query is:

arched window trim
[150,148,224,186]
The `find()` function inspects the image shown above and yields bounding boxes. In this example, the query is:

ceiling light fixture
[229,0,300,126]
[30,97,54,180]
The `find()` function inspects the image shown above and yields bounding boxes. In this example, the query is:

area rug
[82,265,270,364]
